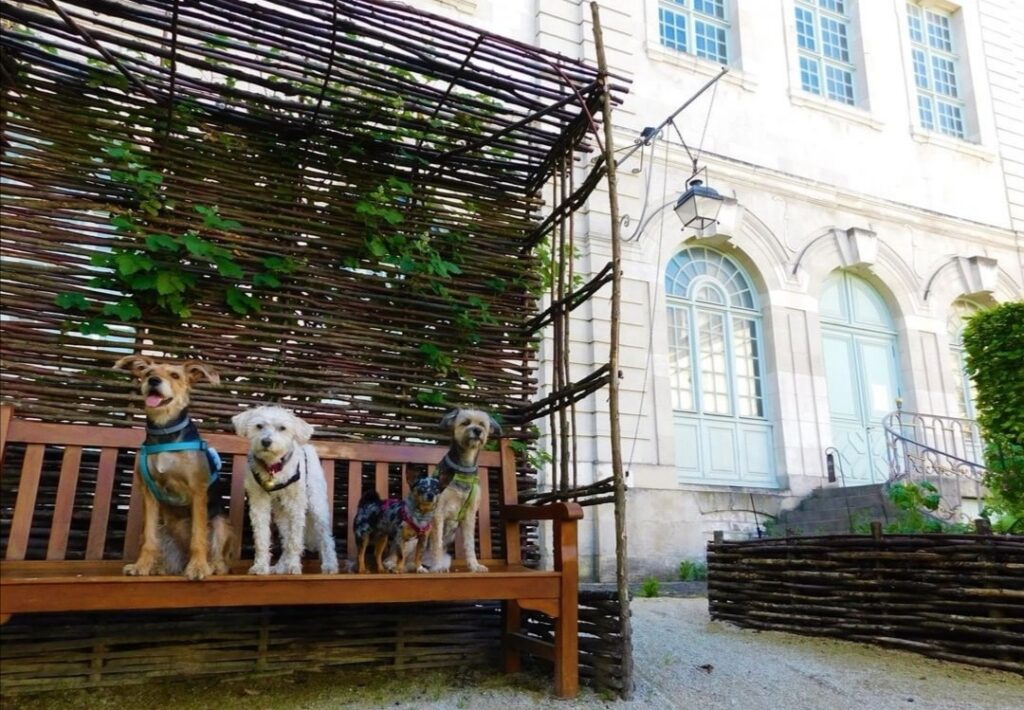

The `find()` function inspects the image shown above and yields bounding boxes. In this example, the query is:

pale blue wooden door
[820,272,900,484]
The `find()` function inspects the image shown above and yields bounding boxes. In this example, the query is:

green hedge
[962,301,1024,522]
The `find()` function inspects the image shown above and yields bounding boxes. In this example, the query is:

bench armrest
[502,502,583,522]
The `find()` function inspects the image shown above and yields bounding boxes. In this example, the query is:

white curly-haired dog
[232,405,339,575]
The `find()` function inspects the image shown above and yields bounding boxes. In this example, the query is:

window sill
[788,91,883,131]
[676,478,783,493]
[910,128,996,162]
[644,41,757,92]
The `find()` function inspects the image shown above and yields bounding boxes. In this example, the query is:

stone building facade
[418,0,1024,580]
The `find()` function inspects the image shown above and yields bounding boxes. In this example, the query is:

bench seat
[0,406,581,697]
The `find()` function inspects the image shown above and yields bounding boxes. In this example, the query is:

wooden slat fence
[707,532,1024,674]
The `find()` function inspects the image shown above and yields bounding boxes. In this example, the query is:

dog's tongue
[145,394,164,408]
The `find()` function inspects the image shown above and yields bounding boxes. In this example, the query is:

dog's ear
[488,415,503,439]
[292,413,314,445]
[184,361,220,386]
[112,355,153,379]
[231,409,254,437]
[440,408,460,432]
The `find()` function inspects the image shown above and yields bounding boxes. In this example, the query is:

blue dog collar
[138,439,221,506]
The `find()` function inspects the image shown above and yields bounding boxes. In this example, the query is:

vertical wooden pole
[591,1,634,698]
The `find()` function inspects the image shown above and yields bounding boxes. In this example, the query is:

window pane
[937,101,964,137]
[917,94,935,130]
[796,7,816,51]
[733,317,764,417]
[825,64,854,104]
[800,55,821,94]
[907,4,924,43]
[926,11,952,52]
[698,311,732,415]
[931,56,958,97]
[912,49,929,89]
[668,306,695,411]
[819,0,845,14]
[695,20,728,63]
[659,7,688,52]
[820,16,850,62]
[694,0,725,20]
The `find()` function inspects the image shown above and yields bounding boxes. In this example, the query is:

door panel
[823,329,899,484]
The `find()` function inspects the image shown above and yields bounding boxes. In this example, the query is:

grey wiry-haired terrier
[424,407,501,573]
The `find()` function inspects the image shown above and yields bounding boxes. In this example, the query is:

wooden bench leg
[502,600,522,673]
[0,614,12,625]
[553,517,579,698]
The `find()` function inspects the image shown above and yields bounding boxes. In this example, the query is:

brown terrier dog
[114,355,234,580]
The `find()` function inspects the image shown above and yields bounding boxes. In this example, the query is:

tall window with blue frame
[907,2,967,139]
[794,0,858,105]
[658,0,730,65]
[665,247,776,488]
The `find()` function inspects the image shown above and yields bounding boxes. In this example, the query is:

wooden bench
[0,405,582,697]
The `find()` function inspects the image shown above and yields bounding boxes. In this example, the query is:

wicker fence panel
[707,534,1024,674]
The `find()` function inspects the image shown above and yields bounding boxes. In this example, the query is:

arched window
[947,298,982,420]
[665,247,774,487]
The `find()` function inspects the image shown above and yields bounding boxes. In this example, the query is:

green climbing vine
[56,140,300,335]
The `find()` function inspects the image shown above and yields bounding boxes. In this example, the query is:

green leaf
[115,252,154,276]
[145,233,179,252]
[101,145,129,160]
[262,256,300,273]
[366,237,388,258]
[253,272,280,288]
[380,208,404,225]
[80,318,111,336]
[56,292,90,311]
[102,299,142,321]
[415,390,447,406]
[155,271,186,295]
[136,169,164,185]
[109,214,136,232]
[225,286,259,315]
[182,233,211,258]
[214,256,244,279]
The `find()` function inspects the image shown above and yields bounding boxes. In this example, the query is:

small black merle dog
[353,474,442,574]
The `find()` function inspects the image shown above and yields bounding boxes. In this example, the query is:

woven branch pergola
[1,0,635,697]
[1,0,626,441]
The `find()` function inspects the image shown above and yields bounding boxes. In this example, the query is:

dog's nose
[147,377,162,388]
[470,426,483,437]
[260,437,272,448]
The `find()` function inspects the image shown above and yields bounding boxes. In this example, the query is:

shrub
[638,577,661,598]
[678,560,707,581]
[962,302,1024,527]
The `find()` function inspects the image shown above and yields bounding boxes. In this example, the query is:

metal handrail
[882,407,987,522]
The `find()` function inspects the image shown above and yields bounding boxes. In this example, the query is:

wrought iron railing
[883,406,987,520]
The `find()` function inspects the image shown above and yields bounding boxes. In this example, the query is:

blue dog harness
[138,412,222,506]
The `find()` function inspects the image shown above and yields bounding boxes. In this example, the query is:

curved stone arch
[640,199,790,299]
[791,227,921,320]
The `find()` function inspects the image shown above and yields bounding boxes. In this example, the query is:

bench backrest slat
[0,406,519,564]
[501,439,522,565]
[374,461,388,499]
[229,454,248,560]
[6,443,45,561]
[477,466,493,560]
[123,472,144,561]
[48,446,83,560]
[346,460,362,559]
[85,448,118,560]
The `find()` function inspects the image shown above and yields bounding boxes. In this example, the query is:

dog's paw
[469,562,489,573]
[416,565,429,574]
[321,562,340,575]
[248,562,271,576]
[184,560,212,581]
[272,560,302,575]
[123,562,154,577]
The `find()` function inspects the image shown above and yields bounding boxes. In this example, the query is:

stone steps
[773,484,899,535]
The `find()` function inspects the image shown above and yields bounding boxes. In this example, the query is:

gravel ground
[5,598,1022,710]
